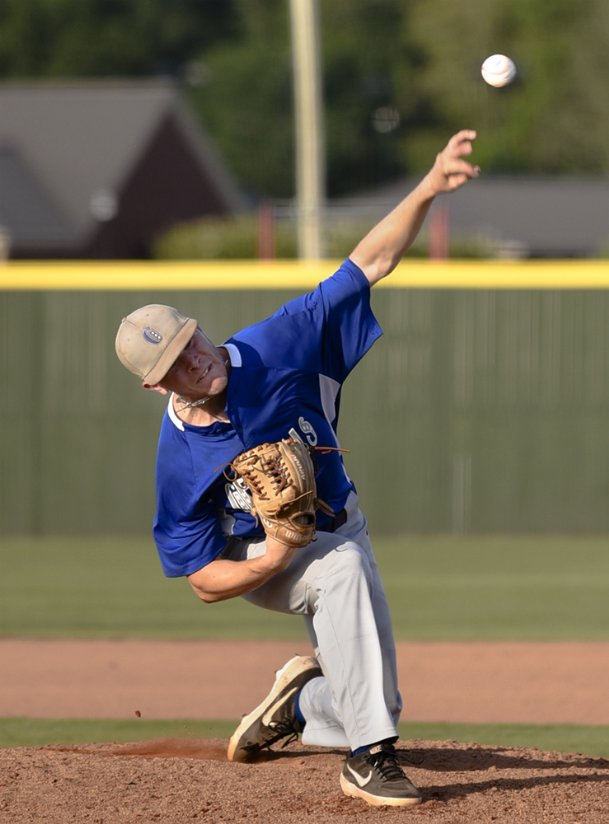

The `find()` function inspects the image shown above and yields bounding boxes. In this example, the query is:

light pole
[289,0,325,259]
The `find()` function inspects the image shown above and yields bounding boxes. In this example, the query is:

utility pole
[289,0,325,259]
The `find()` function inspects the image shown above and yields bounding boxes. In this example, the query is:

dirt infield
[1,738,608,823]
[2,640,609,822]
[2,639,609,723]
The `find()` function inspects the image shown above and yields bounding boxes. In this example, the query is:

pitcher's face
[158,327,228,400]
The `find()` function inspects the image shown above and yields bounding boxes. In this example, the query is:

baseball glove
[228,436,322,548]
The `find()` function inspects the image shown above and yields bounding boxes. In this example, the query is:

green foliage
[0,0,238,77]
[187,0,295,198]
[153,214,377,260]
[2,535,608,641]
[153,213,491,260]
[404,0,609,175]
[154,215,297,260]
[187,0,422,197]
[319,2,417,195]
[2,0,609,193]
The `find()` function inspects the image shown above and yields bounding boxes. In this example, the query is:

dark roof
[0,79,246,255]
[341,175,609,257]
[445,176,609,257]
[0,144,73,248]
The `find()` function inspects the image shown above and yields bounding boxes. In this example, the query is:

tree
[0,0,239,78]
[187,0,295,198]
[2,0,609,197]
[403,0,609,174]
[189,0,422,198]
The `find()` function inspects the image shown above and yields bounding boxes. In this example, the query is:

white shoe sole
[340,773,423,807]
[227,654,320,763]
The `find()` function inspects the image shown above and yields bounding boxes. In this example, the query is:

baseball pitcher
[115,131,479,807]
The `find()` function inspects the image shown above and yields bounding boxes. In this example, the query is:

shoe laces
[266,717,301,749]
[367,745,407,782]
[242,718,300,756]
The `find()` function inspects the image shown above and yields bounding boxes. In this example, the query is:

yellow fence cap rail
[1,259,609,290]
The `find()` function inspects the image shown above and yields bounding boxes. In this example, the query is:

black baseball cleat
[227,655,322,762]
[340,742,423,807]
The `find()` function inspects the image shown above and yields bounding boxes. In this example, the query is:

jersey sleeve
[315,258,383,380]
[152,417,229,578]
[153,499,227,578]
[229,258,382,384]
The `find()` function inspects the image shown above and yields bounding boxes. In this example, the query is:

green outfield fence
[2,259,609,536]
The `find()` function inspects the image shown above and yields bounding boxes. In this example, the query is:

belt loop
[328,508,347,532]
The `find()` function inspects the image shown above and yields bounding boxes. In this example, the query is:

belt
[325,508,347,533]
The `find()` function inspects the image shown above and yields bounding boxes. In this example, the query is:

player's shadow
[397,746,609,803]
[398,747,609,772]
[422,771,609,803]
[251,745,345,762]
[399,746,609,773]
[253,744,609,772]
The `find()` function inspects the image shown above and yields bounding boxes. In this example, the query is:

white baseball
[481,54,517,88]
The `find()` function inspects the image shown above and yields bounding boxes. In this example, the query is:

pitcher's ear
[143,382,169,396]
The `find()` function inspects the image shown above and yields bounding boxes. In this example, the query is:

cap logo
[143,326,163,344]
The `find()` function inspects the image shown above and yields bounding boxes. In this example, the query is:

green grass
[0,718,231,748]
[1,534,609,640]
[1,718,608,759]
[380,534,609,640]
[3,536,607,764]
[400,722,609,759]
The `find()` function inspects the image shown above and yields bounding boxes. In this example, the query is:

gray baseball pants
[221,492,402,751]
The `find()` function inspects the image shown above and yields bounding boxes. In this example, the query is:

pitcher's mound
[1,738,607,823]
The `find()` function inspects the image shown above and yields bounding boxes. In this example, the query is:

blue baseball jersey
[153,258,382,577]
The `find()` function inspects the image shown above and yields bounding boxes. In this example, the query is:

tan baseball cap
[115,304,197,385]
